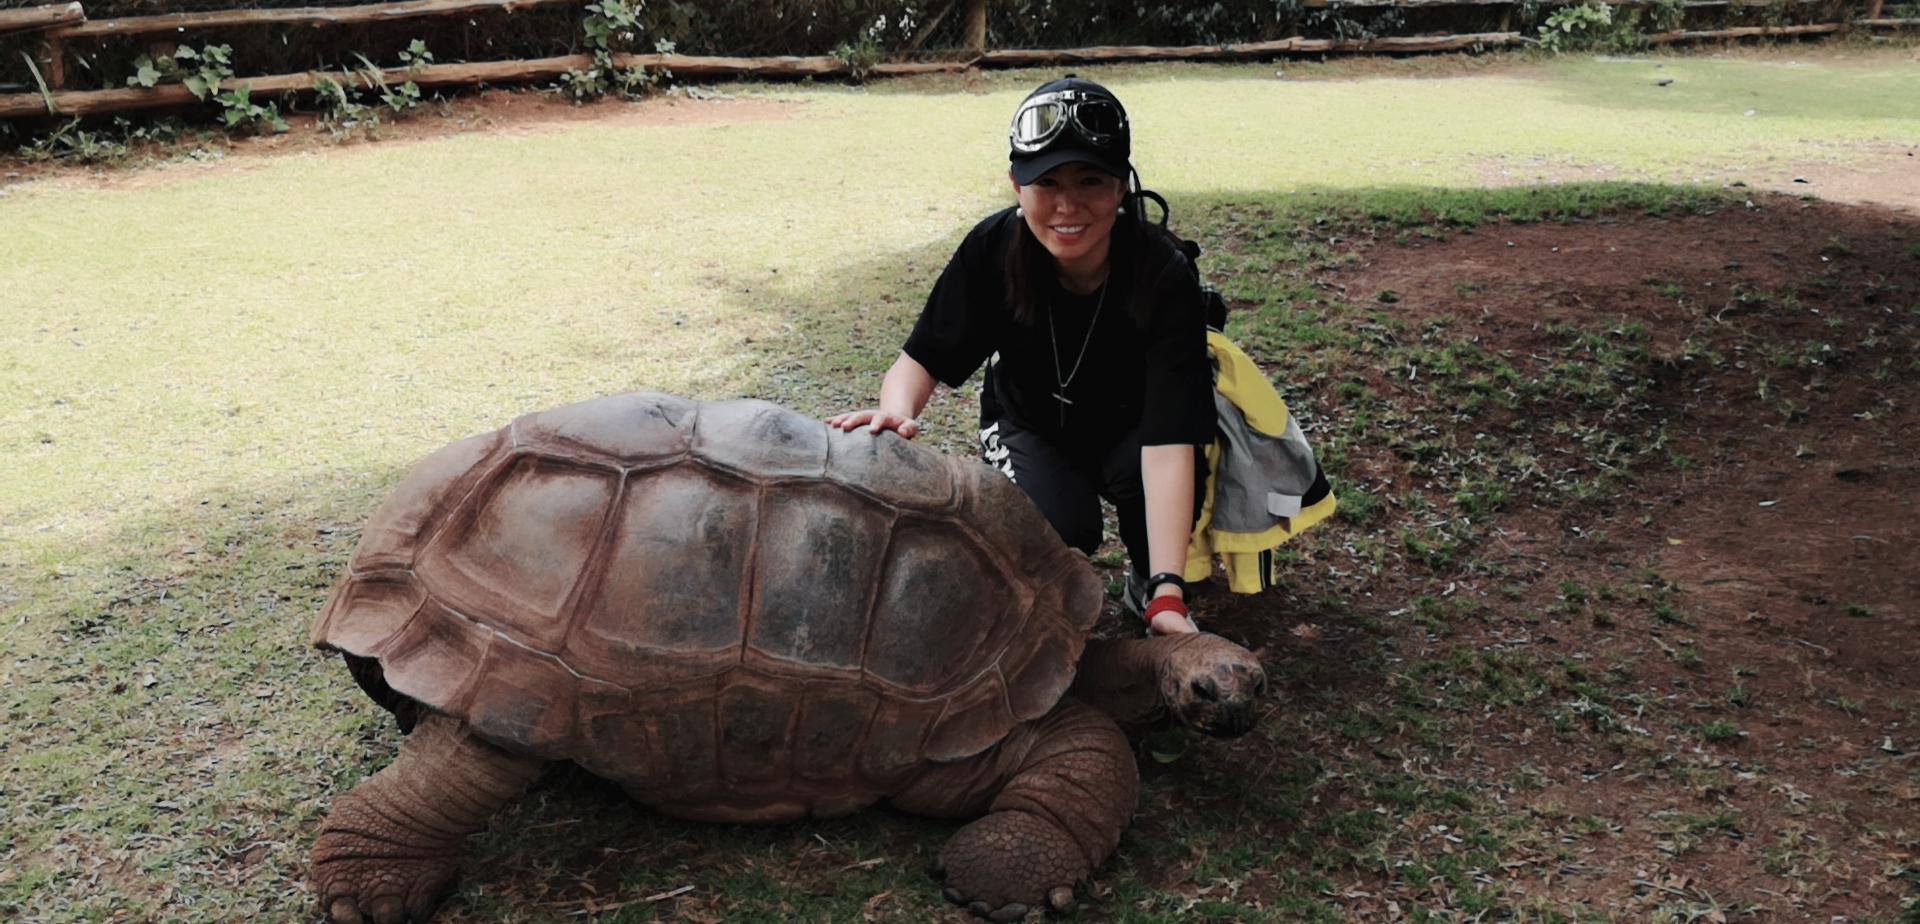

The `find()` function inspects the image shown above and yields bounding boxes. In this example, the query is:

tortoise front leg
[892,697,1138,922]
[311,714,545,924]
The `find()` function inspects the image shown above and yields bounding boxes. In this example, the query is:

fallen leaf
[1290,623,1324,641]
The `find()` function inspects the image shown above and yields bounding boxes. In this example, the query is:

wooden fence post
[43,37,66,89]
[963,0,986,53]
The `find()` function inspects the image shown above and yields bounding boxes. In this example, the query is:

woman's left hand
[825,409,921,439]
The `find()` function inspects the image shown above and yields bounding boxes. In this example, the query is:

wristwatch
[1144,571,1187,598]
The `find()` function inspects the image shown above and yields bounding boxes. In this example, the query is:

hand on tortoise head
[824,409,921,439]
[1144,595,1199,636]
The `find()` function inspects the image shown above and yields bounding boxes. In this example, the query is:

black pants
[978,415,1206,571]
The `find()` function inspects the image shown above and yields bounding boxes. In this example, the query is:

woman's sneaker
[1122,570,1149,620]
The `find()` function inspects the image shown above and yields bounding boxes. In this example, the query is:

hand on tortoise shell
[825,409,921,439]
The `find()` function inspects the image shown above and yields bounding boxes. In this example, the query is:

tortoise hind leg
[892,697,1138,922]
[311,714,546,924]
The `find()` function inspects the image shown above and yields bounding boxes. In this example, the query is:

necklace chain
[1046,277,1107,426]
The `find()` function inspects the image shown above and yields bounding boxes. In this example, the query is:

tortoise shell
[312,393,1103,821]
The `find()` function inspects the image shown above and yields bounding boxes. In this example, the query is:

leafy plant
[1537,1,1614,52]
[352,54,424,114]
[310,42,434,137]
[564,0,659,100]
[398,38,434,73]
[832,35,883,81]
[125,44,286,134]
[16,117,129,163]
[1647,0,1684,32]
[311,76,376,136]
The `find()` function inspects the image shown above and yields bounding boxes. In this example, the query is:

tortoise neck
[1070,636,1189,728]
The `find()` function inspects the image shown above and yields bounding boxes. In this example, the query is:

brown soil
[1174,198,1919,921]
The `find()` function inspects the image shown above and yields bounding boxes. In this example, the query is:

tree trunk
[963,0,987,54]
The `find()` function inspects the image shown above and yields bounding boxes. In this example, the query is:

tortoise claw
[1047,886,1076,914]
[329,897,365,924]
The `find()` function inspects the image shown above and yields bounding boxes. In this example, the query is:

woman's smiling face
[1011,162,1126,272]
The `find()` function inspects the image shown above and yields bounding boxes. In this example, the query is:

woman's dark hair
[1004,174,1174,329]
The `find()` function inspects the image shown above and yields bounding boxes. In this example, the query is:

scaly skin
[311,715,545,924]
[893,697,1138,921]
[1072,633,1269,737]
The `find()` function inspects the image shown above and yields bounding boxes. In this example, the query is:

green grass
[4,48,1920,922]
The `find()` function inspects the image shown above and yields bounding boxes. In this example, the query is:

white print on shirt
[978,421,1016,483]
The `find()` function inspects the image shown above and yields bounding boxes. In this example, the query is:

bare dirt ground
[1164,197,1918,921]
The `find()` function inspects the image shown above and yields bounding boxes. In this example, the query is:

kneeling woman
[829,77,1212,636]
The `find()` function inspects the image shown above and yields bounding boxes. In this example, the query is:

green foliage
[16,117,129,164]
[832,34,883,82]
[1536,0,1676,52]
[310,76,372,135]
[582,0,642,51]
[124,44,287,134]
[308,43,434,137]
[398,38,434,74]
[1647,0,1685,32]
[563,0,661,100]
[14,115,185,165]
[1538,1,1616,52]
[353,54,424,114]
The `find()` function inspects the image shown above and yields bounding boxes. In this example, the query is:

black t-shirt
[902,208,1215,450]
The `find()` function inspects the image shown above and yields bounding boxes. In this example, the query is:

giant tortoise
[310,392,1268,923]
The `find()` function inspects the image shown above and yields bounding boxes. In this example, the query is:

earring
[1117,205,1128,215]
[1015,206,1023,217]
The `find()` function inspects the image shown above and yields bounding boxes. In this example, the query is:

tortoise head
[1157,633,1269,738]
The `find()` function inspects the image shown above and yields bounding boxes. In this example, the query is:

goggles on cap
[1007,89,1128,155]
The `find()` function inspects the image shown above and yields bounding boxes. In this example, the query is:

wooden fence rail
[47,0,569,39]
[1,0,1912,120]
[0,2,83,34]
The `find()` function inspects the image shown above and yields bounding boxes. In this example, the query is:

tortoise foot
[937,810,1085,922]
[311,845,457,924]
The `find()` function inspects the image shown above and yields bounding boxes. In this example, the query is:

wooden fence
[1,0,1913,119]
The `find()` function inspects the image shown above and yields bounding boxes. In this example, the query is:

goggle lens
[1074,100,1123,139]
[1009,92,1127,152]
[1013,102,1066,145]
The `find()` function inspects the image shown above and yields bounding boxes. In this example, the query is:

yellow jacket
[1185,332,1338,592]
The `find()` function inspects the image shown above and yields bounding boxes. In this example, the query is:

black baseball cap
[1007,76,1132,186]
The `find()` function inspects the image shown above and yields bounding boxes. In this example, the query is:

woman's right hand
[825,409,921,439]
